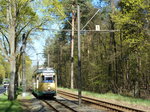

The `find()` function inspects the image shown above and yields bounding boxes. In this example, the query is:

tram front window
[45,77,53,83]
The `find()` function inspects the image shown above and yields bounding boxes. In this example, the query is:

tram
[32,67,57,97]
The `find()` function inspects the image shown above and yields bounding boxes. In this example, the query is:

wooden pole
[77,5,82,105]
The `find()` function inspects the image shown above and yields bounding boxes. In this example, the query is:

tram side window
[42,75,44,81]
[36,77,39,80]
[39,75,44,82]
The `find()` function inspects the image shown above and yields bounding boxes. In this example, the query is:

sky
[26,0,63,67]
[27,23,60,67]
[28,0,120,67]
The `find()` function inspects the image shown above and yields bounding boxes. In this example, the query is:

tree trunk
[8,25,16,100]
[14,63,19,98]
[110,0,118,93]
[8,0,16,100]
[70,2,75,89]
[8,57,16,100]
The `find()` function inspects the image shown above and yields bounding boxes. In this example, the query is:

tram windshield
[46,77,53,81]
[41,76,54,83]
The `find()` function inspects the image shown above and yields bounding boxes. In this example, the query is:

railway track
[58,90,145,112]
[42,99,78,112]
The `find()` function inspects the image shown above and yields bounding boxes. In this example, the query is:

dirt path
[18,93,49,112]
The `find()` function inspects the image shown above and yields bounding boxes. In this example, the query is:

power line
[37,28,120,32]
[81,9,100,30]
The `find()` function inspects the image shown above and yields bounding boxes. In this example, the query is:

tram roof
[35,67,55,74]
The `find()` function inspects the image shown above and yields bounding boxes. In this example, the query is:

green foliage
[43,0,150,98]
[25,56,33,88]
[33,0,65,21]
[0,53,10,83]
[0,94,22,112]
[16,87,23,96]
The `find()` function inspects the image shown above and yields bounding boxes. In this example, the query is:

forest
[43,0,150,99]
[0,0,149,101]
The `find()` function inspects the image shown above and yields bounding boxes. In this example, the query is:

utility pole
[76,4,120,105]
[48,53,50,67]
[36,53,39,69]
[36,53,45,68]
[22,34,26,97]
[77,5,82,105]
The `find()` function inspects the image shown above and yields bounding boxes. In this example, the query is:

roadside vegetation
[0,54,10,84]
[59,87,150,107]
[0,90,34,112]
[0,94,22,112]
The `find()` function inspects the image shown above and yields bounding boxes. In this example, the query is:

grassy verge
[0,94,22,112]
[58,87,150,107]
[17,92,34,100]
[16,87,34,99]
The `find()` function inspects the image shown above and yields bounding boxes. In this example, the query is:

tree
[112,0,150,97]
[0,0,63,100]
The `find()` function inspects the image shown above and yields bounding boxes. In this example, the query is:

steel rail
[42,100,60,112]
[42,100,78,112]
[58,91,120,112]
[58,90,145,112]
[54,99,78,112]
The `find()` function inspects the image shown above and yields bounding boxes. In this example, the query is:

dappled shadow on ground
[18,96,47,112]
[0,96,22,112]
[4,102,13,112]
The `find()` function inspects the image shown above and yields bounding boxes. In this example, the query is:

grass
[0,87,34,112]
[58,87,150,107]
[17,92,34,100]
[0,94,23,112]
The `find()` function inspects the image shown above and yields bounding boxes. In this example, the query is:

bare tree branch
[17,21,46,57]
[0,41,9,60]
[0,30,10,53]
[16,21,32,38]
[2,36,9,55]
